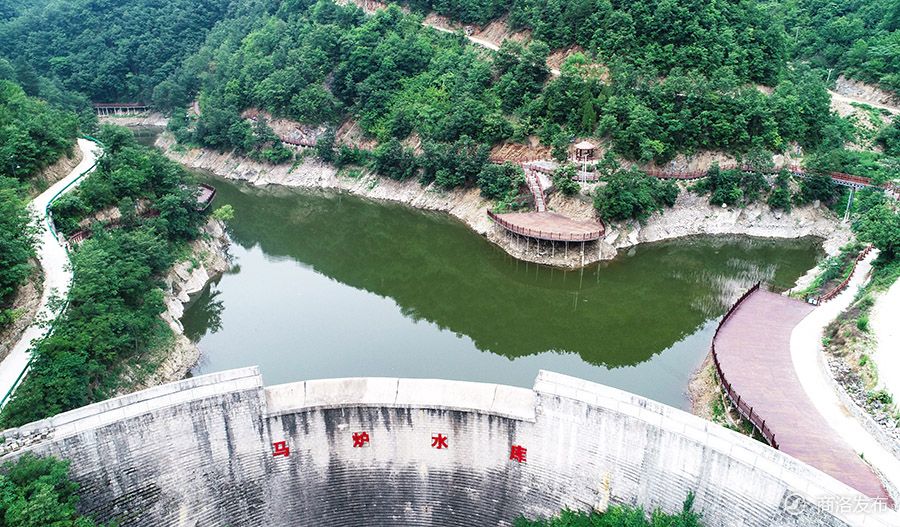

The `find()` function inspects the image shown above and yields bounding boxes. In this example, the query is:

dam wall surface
[0,367,895,527]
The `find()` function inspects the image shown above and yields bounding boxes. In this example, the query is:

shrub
[516,493,702,527]
[0,454,107,526]
[552,164,580,196]
[593,168,678,222]
[212,204,235,222]
[867,389,893,406]
[477,162,524,201]
[372,139,418,180]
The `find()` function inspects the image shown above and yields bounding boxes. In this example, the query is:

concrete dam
[0,368,894,526]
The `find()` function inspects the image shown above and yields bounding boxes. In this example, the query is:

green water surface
[182,177,821,409]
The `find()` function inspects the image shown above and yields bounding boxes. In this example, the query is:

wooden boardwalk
[488,211,603,242]
[714,288,891,501]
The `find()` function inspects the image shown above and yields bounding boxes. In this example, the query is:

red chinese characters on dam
[272,441,290,457]
[431,434,448,449]
[509,445,527,463]
[270,434,526,463]
[352,432,370,447]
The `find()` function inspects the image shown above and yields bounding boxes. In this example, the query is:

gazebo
[573,140,596,161]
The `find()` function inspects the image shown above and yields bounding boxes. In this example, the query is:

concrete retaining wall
[1,368,895,527]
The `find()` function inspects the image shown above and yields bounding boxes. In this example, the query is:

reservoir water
[181,176,820,409]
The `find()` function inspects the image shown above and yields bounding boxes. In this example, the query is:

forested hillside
[167,0,840,169]
[1,126,209,427]
[412,0,787,83]
[0,177,36,330]
[0,80,78,180]
[788,0,900,94]
[0,0,236,102]
[0,78,77,329]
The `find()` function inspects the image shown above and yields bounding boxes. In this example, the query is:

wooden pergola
[573,140,596,161]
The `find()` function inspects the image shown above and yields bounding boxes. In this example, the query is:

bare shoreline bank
[117,218,232,392]
[155,131,852,269]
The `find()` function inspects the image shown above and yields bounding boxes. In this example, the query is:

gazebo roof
[574,140,596,150]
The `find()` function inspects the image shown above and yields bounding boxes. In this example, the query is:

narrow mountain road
[790,250,900,501]
[0,138,101,407]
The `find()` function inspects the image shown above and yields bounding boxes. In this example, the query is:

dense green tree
[419,136,489,189]
[157,0,851,168]
[694,165,767,207]
[315,128,337,163]
[593,168,678,221]
[3,129,208,427]
[0,178,36,327]
[854,203,900,258]
[0,454,106,527]
[796,173,839,205]
[0,0,236,102]
[0,81,78,181]
[767,172,793,211]
[372,138,418,180]
[788,0,900,94]
[877,117,900,156]
[477,162,524,200]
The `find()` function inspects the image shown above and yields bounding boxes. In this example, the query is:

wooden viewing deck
[487,210,603,242]
[713,286,891,502]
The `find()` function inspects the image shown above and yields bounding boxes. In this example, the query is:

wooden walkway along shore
[713,287,891,502]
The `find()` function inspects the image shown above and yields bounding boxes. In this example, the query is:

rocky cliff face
[156,133,849,269]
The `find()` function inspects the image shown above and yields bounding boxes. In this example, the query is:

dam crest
[0,367,894,526]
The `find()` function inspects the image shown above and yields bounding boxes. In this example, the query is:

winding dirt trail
[0,138,101,407]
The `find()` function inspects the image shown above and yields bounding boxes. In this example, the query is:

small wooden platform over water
[488,211,603,242]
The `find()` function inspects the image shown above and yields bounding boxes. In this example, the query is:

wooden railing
[486,210,604,242]
[815,245,874,304]
[710,282,779,448]
[644,168,709,180]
